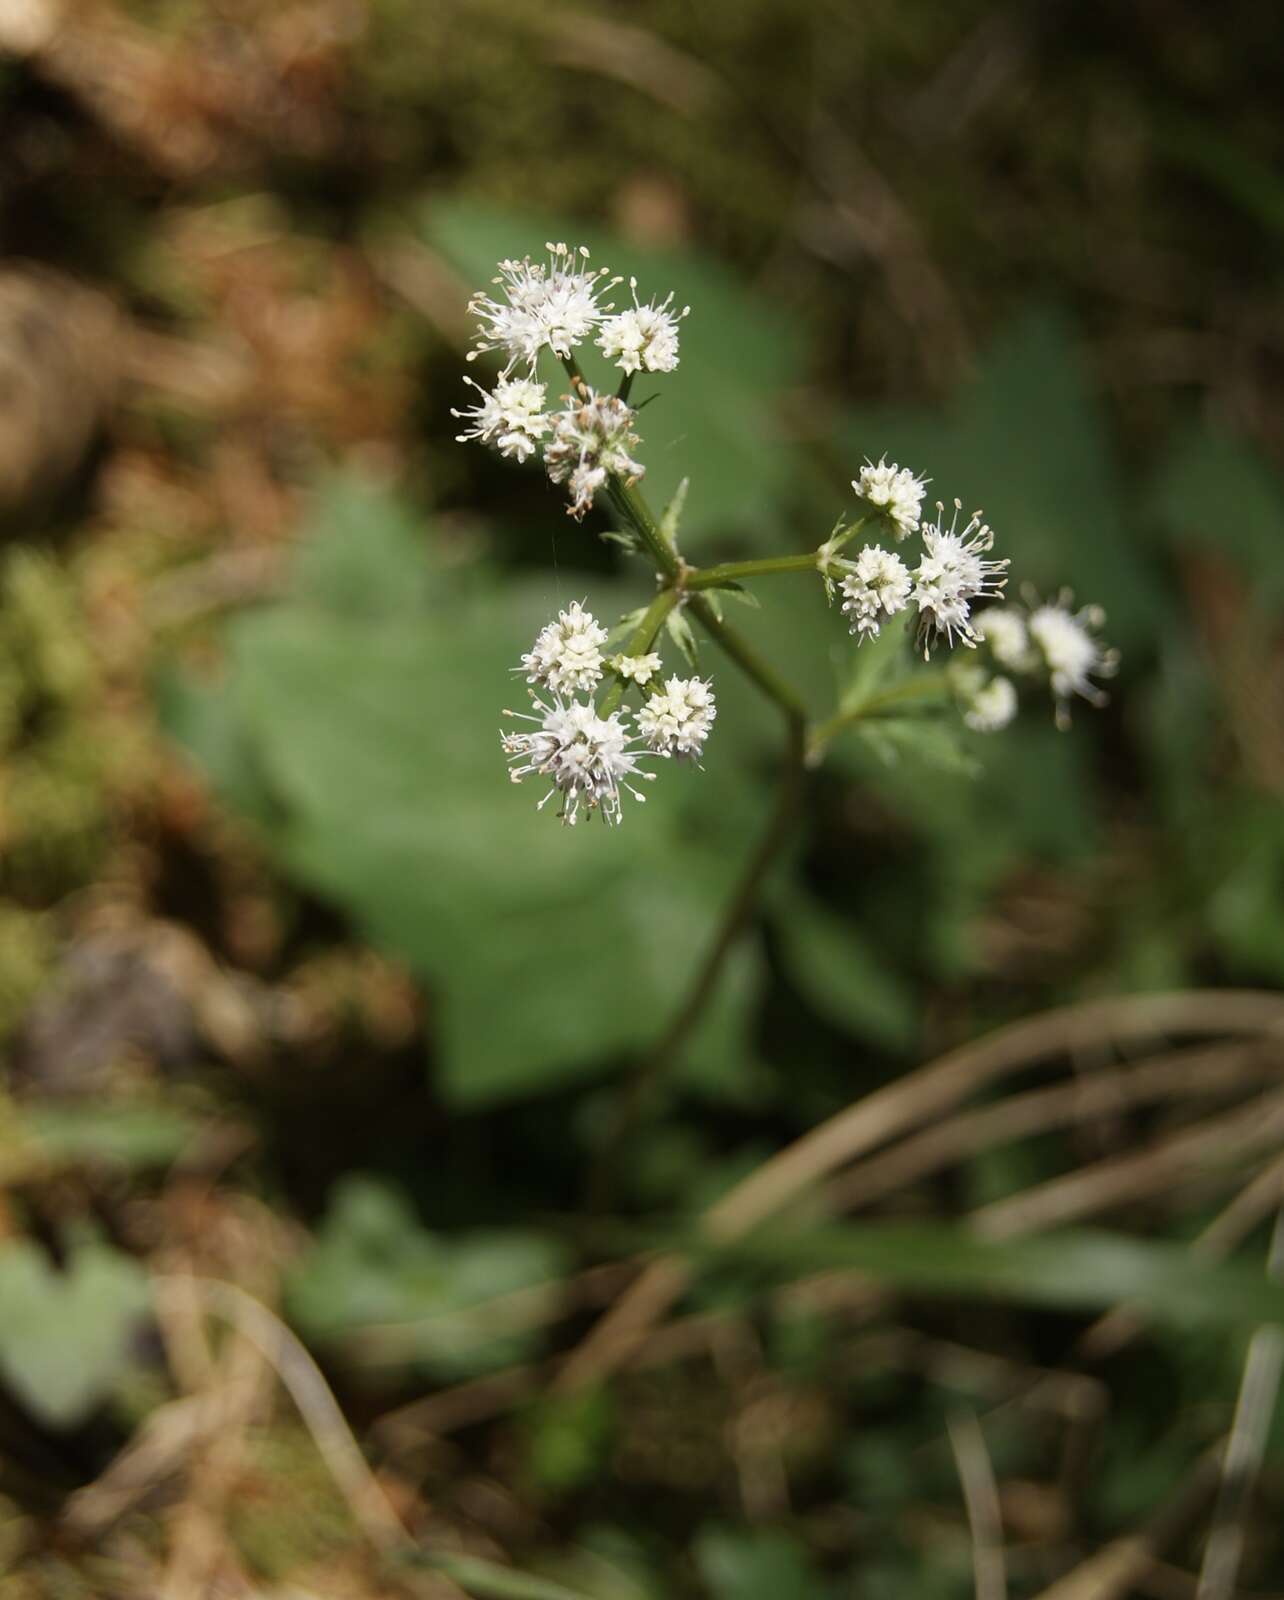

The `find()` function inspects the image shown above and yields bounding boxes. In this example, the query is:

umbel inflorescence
[455,242,1118,825]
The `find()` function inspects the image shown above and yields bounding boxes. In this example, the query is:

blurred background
[2,1,1284,1595]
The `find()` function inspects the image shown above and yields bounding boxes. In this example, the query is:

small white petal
[616,652,663,685]
[838,545,912,641]
[500,693,654,826]
[912,500,1009,655]
[853,456,929,540]
[518,600,609,696]
[1026,594,1118,727]
[637,675,717,760]
[596,280,688,375]
[544,389,644,518]
[467,243,618,375]
[962,674,1018,732]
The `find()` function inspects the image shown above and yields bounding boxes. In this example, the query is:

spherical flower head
[616,651,663,685]
[452,375,550,463]
[544,389,645,519]
[912,500,1009,655]
[1027,594,1119,728]
[467,243,618,375]
[500,694,653,826]
[838,545,912,641]
[961,673,1018,733]
[853,456,929,540]
[596,279,689,375]
[637,675,717,761]
[974,606,1033,671]
[519,600,609,695]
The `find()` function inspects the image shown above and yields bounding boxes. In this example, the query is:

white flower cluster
[502,695,652,828]
[456,244,687,518]
[519,600,607,695]
[467,242,619,375]
[839,546,912,640]
[454,232,1122,829]
[832,465,1117,733]
[451,375,549,464]
[637,676,717,760]
[544,389,645,519]
[831,475,1009,653]
[615,652,662,685]
[853,456,929,540]
[948,661,1020,734]
[972,593,1119,728]
[911,501,1008,652]
[501,605,717,825]
[596,279,688,375]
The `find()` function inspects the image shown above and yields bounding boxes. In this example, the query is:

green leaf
[291,469,433,619]
[773,890,917,1049]
[713,583,760,610]
[681,1221,1284,1330]
[161,479,774,1107]
[413,1552,601,1600]
[674,936,772,1107]
[664,606,699,669]
[0,1233,150,1427]
[286,1177,568,1380]
[521,1387,615,1496]
[658,477,689,549]
[1147,419,1284,614]
[152,662,280,830]
[694,1527,832,1600]
[851,716,978,778]
[24,1101,201,1171]
[425,201,806,548]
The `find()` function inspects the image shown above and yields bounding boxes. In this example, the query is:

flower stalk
[686,552,822,589]
[457,238,1119,1173]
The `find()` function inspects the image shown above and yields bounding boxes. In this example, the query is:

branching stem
[687,553,821,588]
[808,670,951,760]
[598,588,678,717]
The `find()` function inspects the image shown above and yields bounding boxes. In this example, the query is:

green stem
[579,476,811,1207]
[687,552,821,589]
[588,714,808,1209]
[598,589,678,716]
[808,670,951,760]
[609,476,808,731]
[607,475,682,580]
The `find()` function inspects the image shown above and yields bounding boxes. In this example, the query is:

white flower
[544,389,645,518]
[961,674,1018,733]
[1027,593,1119,728]
[616,652,663,685]
[637,675,717,760]
[596,279,689,375]
[466,243,618,375]
[912,500,1009,654]
[519,600,608,695]
[853,456,929,540]
[501,694,653,826]
[974,606,1032,671]
[838,545,912,641]
[451,374,550,463]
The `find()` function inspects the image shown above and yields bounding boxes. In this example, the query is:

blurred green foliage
[287,1176,567,1379]
[3,2,1284,1594]
[0,1231,149,1428]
